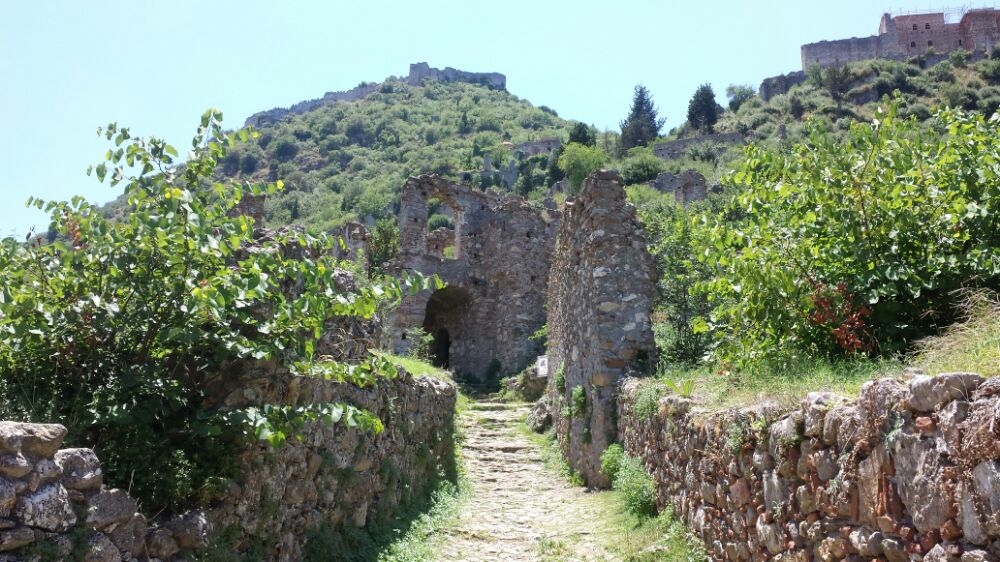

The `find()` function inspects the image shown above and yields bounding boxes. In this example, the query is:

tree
[725,84,755,112]
[687,83,720,133]
[619,85,664,155]
[568,122,597,147]
[0,111,436,510]
[558,143,609,192]
[808,64,853,105]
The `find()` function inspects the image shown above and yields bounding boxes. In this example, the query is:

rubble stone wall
[391,174,559,382]
[0,370,456,562]
[618,372,1000,561]
[547,170,657,487]
[653,133,744,161]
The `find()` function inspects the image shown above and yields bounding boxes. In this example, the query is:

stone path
[432,399,618,562]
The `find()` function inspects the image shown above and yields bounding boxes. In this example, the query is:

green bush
[613,454,657,517]
[632,382,666,421]
[600,443,626,481]
[0,111,435,511]
[619,148,666,185]
[554,362,566,393]
[702,104,1000,365]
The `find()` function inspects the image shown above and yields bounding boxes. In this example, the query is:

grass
[654,357,901,411]
[520,422,707,561]
[911,290,999,377]
[377,352,470,412]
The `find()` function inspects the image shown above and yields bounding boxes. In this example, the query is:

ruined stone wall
[204,365,456,562]
[759,71,807,102]
[653,133,744,162]
[649,170,709,207]
[618,372,1000,561]
[406,62,506,91]
[0,421,207,560]
[390,174,559,382]
[546,170,657,487]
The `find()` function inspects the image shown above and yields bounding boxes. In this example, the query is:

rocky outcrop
[546,170,658,487]
[618,371,1000,561]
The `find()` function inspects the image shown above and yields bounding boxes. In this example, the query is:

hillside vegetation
[187,79,574,232]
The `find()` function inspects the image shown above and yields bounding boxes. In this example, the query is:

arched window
[928,40,934,46]
[911,41,917,48]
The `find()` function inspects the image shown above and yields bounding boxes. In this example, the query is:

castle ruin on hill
[802,8,1000,69]
[244,63,506,127]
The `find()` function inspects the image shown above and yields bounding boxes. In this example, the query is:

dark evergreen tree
[618,85,664,154]
[568,122,597,147]
[687,83,720,133]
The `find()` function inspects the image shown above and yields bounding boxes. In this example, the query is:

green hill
[210,78,574,232]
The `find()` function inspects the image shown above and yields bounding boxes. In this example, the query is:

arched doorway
[422,286,472,370]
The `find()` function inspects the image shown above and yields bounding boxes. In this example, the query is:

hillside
[210,75,574,232]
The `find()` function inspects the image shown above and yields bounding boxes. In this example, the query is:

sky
[0,0,988,236]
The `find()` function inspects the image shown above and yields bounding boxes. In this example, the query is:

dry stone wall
[0,369,455,562]
[618,372,1000,561]
[546,170,657,487]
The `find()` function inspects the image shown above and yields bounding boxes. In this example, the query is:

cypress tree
[618,85,664,155]
[687,83,720,133]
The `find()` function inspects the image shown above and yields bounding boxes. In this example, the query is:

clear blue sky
[0,0,975,236]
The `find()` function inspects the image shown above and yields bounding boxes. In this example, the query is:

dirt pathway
[432,399,618,562]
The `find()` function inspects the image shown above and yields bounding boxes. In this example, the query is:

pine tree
[687,83,719,133]
[568,122,597,147]
[618,85,664,155]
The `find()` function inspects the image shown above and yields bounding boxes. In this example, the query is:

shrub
[558,143,608,192]
[570,385,587,417]
[613,454,657,517]
[619,148,666,185]
[704,104,1000,365]
[0,111,435,511]
[554,362,566,393]
[427,213,454,231]
[600,443,625,481]
[632,382,666,421]
[272,138,300,162]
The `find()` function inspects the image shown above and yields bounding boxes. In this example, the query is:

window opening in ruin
[925,23,931,29]
[913,24,918,30]
[928,40,933,46]
[911,41,917,48]
[959,39,963,46]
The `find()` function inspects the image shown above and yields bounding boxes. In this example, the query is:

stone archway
[422,286,473,375]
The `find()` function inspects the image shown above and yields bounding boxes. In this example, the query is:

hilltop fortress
[245,63,506,127]
[802,8,1000,69]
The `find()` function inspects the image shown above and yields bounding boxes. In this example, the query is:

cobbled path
[433,399,617,562]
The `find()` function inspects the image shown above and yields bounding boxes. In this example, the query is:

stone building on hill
[389,174,559,383]
[802,8,1000,69]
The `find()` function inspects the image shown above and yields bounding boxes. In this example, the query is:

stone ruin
[389,174,560,383]
[649,169,710,206]
[545,170,658,487]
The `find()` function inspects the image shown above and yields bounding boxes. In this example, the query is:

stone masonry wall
[390,174,559,382]
[654,133,744,161]
[0,369,455,562]
[204,364,456,562]
[547,170,657,487]
[618,372,1000,561]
